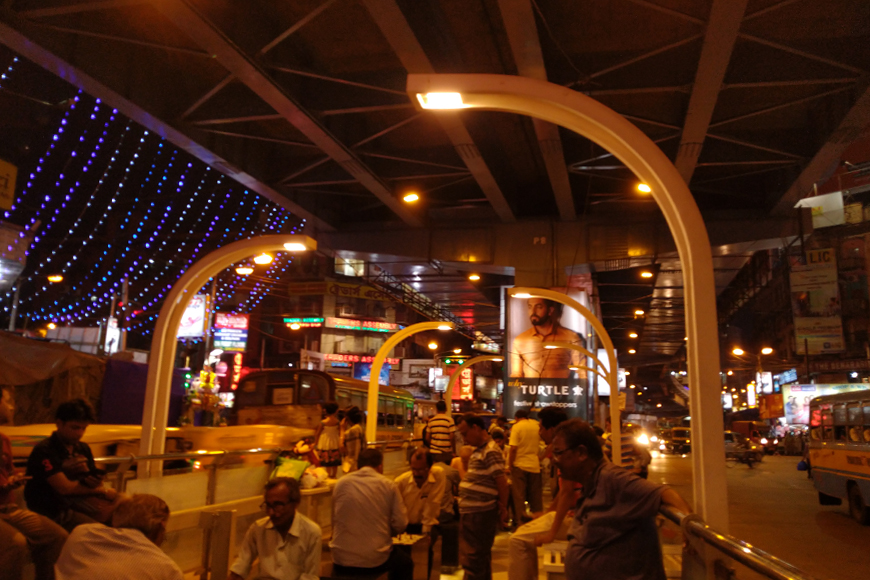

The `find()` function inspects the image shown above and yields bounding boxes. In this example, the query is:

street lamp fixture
[402,191,420,203]
[47,322,56,330]
[416,92,470,109]
[253,253,273,265]
[453,348,462,354]
[628,349,637,354]
[640,271,653,278]
[637,183,652,193]
[468,273,481,281]
[283,242,308,252]
[761,347,774,355]
[428,341,438,350]
[629,332,638,338]
[235,266,254,276]
[289,323,301,330]
[634,309,645,316]
[732,348,745,356]
[47,274,64,283]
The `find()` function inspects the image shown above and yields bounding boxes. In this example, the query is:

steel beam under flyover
[321,212,809,287]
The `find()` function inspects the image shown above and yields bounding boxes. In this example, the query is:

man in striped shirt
[426,401,456,464]
[456,413,510,580]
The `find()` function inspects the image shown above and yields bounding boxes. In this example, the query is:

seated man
[0,386,68,580]
[230,477,322,580]
[330,448,411,580]
[55,494,183,580]
[395,448,454,578]
[25,399,119,531]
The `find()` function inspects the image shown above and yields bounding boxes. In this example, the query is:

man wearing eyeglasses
[551,419,691,580]
[229,477,322,580]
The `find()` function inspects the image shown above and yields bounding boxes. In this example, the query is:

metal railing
[660,506,821,580]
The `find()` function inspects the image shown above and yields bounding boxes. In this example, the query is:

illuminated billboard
[504,288,589,418]
[177,294,207,338]
[214,313,249,352]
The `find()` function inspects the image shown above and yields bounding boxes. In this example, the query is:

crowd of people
[1,386,690,580]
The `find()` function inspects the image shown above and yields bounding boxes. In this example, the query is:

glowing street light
[289,323,301,330]
[453,348,462,354]
[47,322,57,330]
[761,347,774,355]
[253,253,273,265]
[634,309,645,316]
[403,191,420,203]
[468,273,481,281]
[732,348,745,356]
[637,183,652,193]
[416,92,470,109]
[47,274,64,283]
[628,349,637,354]
[283,242,308,252]
[629,332,638,338]
[428,341,438,350]
[235,266,254,275]
[640,271,653,278]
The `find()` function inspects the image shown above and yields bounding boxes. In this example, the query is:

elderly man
[552,419,692,580]
[55,494,182,580]
[330,448,411,580]
[0,386,68,580]
[456,413,510,580]
[230,477,322,580]
[25,399,119,531]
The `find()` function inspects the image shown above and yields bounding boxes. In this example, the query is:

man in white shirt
[395,448,453,579]
[230,477,322,580]
[508,410,543,525]
[55,494,183,580]
[330,448,411,580]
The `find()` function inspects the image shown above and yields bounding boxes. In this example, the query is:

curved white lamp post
[508,287,623,465]
[366,321,455,445]
[443,354,503,416]
[410,74,727,529]
[139,235,316,476]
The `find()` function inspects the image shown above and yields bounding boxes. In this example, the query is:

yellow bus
[808,390,870,524]
[233,369,417,446]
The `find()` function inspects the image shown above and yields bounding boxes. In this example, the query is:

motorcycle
[726,446,763,468]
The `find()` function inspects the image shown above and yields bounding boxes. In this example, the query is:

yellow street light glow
[628,349,637,354]
[637,183,652,193]
[47,322,57,330]
[727,370,733,376]
[544,344,558,350]
[253,253,273,265]
[416,92,470,109]
[656,403,662,408]
[453,348,462,354]
[403,191,420,203]
[235,266,254,275]
[437,324,454,331]
[289,323,301,330]
[493,358,503,362]
[47,275,64,283]
[629,332,638,338]
[428,341,438,350]
[568,365,579,370]
[761,347,774,355]
[283,242,308,252]
[634,309,645,316]
[468,273,481,281]
[629,384,636,389]
[640,271,653,278]
[513,292,532,299]
[732,348,745,356]
[625,370,631,375]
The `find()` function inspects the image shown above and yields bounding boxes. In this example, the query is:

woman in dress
[314,401,341,478]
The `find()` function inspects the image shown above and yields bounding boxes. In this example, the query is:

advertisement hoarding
[781,383,870,424]
[353,362,392,386]
[504,288,589,418]
[790,248,845,354]
[214,313,249,352]
[177,294,207,338]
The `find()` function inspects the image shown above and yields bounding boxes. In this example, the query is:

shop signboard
[325,317,399,332]
[286,280,392,302]
[722,392,733,410]
[0,158,17,211]
[790,248,845,355]
[781,383,870,424]
[504,287,589,418]
[177,294,207,338]
[283,317,324,328]
[444,365,474,401]
[325,353,398,365]
[104,317,120,354]
[353,361,391,386]
[214,313,249,352]
[756,371,773,395]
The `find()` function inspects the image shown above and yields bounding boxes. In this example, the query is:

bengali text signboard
[214,313,249,352]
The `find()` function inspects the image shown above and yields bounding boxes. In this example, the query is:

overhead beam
[152,0,422,227]
[363,0,515,223]
[498,0,576,220]
[18,0,146,18]
[0,16,333,232]
[772,82,870,216]
[674,0,748,183]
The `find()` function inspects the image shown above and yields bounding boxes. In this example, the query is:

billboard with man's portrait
[504,288,589,419]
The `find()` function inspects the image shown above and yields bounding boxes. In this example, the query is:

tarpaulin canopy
[0,331,104,386]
